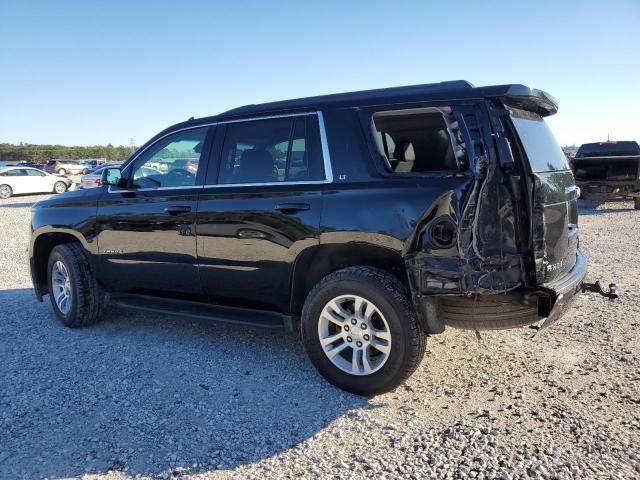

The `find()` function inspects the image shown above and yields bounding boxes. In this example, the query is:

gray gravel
[0,194,638,479]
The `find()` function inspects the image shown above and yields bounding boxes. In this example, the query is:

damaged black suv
[29,81,591,395]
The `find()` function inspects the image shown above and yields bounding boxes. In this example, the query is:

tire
[47,243,104,327]
[634,197,640,210]
[57,168,66,175]
[301,266,426,396]
[53,181,67,194]
[0,184,12,199]
[82,168,89,175]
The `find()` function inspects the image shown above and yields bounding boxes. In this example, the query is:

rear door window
[217,115,324,184]
[509,108,569,173]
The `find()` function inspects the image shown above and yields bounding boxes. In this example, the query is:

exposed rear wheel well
[33,233,82,296]
[289,244,408,314]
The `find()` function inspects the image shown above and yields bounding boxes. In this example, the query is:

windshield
[509,108,569,173]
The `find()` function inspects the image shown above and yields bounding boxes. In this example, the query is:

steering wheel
[167,168,194,178]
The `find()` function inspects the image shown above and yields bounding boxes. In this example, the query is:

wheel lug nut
[344,325,350,332]
[364,334,370,341]
[356,341,363,347]
[351,319,357,325]
[346,336,352,342]
[361,323,367,330]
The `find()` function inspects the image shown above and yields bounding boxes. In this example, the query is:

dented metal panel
[405,103,527,298]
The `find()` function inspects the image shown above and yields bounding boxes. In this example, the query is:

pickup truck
[571,141,640,209]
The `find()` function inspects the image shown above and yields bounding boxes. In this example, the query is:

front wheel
[301,267,426,395]
[47,243,104,327]
[0,184,12,199]
[57,168,67,175]
[54,181,67,194]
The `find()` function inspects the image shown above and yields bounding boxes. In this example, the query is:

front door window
[131,128,207,189]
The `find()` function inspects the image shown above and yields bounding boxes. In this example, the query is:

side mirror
[100,167,124,187]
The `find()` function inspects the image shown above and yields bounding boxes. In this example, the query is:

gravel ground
[0,194,638,480]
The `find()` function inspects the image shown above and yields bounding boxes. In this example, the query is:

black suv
[29,81,590,395]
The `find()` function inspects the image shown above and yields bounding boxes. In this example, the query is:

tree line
[0,143,136,163]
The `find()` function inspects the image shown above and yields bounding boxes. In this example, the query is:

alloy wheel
[51,260,72,314]
[318,294,392,376]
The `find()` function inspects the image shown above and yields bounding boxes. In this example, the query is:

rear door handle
[274,203,310,214]
[164,205,192,215]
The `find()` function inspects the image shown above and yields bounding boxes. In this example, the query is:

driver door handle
[164,205,191,215]
[274,203,310,214]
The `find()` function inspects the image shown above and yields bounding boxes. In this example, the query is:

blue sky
[1,0,638,147]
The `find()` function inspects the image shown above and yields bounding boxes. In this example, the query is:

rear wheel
[0,184,12,199]
[53,181,67,194]
[57,168,67,175]
[301,267,426,395]
[47,243,104,327]
[634,197,640,210]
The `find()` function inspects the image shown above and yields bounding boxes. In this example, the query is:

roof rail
[219,80,475,117]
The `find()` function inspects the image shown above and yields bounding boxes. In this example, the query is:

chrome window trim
[107,185,205,193]
[202,180,325,188]
[112,110,333,193]
[317,111,334,183]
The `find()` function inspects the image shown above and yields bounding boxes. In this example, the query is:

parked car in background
[572,141,640,208]
[80,163,127,189]
[171,158,199,174]
[0,167,72,199]
[18,161,46,169]
[43,160,86,175]
[27,81,618,395]
[81,160,98,173]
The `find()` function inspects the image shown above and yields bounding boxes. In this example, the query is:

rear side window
[371,107,460,173]
[3,169,28,176]
[509,108,569,173]
[218,115,324,184]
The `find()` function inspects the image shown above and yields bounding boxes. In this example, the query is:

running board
[110,294,293,330]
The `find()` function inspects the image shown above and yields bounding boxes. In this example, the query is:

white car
[0,167,72,199]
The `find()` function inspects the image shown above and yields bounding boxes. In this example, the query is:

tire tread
[302,266,426,395]
[49,243,103,327]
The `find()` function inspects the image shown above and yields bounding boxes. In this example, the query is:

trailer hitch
[581,281,619,299]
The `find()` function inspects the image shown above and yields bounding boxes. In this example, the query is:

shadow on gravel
[0,201,39,208]
[0,288,371,479]
[577,198,635,216]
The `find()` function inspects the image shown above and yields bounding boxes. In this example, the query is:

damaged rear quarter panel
[320,102,530,332]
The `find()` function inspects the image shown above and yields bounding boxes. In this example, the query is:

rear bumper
[419,251,588,333]
[577,181,640,195]
[536,250,588,331]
